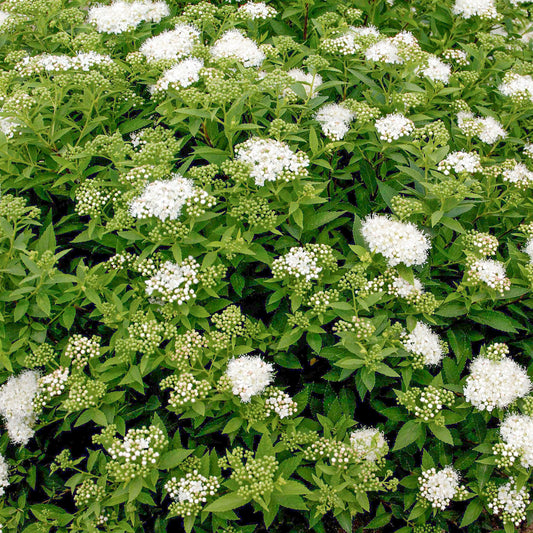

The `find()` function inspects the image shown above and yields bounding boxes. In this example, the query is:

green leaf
[393,420,423,451]
[204,493,250,513]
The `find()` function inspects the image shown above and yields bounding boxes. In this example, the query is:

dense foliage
[1,0,533,531]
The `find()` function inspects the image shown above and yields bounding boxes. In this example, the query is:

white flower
[464,356,531,411]
[525,239,533,263]
[419,466,461,510]
[265,389,297,418]
[524,143,533,159]
[389,275,424,297]
[488,478,529,527]
[467,258,511,294]
[286,69,322,98]
[458,112,506,144]
[452,0,498,19]
[150,58,204,94]
[237,1,277,19]
[365,39,402,64]
[419,55,451,84]
[0,455,9,496]
[87,0,170,34]
[0,11,10,28]
[403,322,445,366]
[145,257,200,304]
[438,151,482,174]
[226,355,274,402]
[140,24,200,62]
[235,138,309,186]
[16,52,113,76]
[0,115,19,138]
[0,370,40,445]
[272,247,323,282]
[210,30,265,67]
[361,214,430,267]
[502,162,533,189]
[315,103,355,140]
[500,414,533,468]
[350,428,388,461]
[375,113,415,142]
[499,72,533,103]
[129,174,195,220]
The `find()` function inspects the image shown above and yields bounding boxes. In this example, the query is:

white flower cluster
[140,24,200,62]
[419,55,451,84]
[464,356,531,411]
[365,31,419,64]
[467,258,511,294]
[16,52,113,76]
[500,414,533,468]
[525,239,533,263]
[87,0,170,34]
[265,389,297,418]
[161,373,210,408]
[0,455,9,497]
[165,471,220,516]
[488,479,529,527]
[389,275,424,298]
[315,103,356,140]
[130,174,196,220]
[65,334,100,368]
[402,322,445,366]
[443,49,469,65]
[321,26,380,56]
[235,138,309,186]
[286,69,322,99]
[38,367,69,400]
[499,72,533,104]
[524,143,533,159]
[0,116,19,139]
[375,113,415,142]
[419,466,462,510]
[437,151,482,175]
[361,214,430,267]
[0,11,10,28]
[350,428,388,462]
[237,1,277,20]
[452,0,498,19]
[0,370,40,445]
[210,30,265,67]
[501,161,533,189]
[457,112,507,144]
[150,58,204,94]
[226,355,274,402]
[145,257,200,304]
[272,246,327,283]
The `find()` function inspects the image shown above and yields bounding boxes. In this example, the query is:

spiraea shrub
[1,0,533,531]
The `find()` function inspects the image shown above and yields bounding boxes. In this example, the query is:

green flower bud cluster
[413,121,450,147]
[148,220,189,241]
[269,118,299,140]
[273,36,302,55]
[63,373,106,411]
[391,195,423,219]
[51,450,75,473]
[107,425,168,481]
[303,54,330,72]
[92,425,117,448]
[0,194,40,222]
[188,164,221,190]
[307,289,339,313]
[337,264,368,292]
[181,2,218,25]
[221,448,279,500]
[303,438,358,469]
[169,330,206,368]
[333,316,375,340]
[392,91,427,110]
[281,430,319,451]
[242,401,268,423]
[397,386,455,424]
[25,344,55,368]
[160,373,210,409]
[463,230,499,258]
[74,479,105,508]
[287,311,311,329]
[231,196,277,230]
[343,99,380,124]
[314,484,343,514]
[485,342,509,361]
[126,318,166,356]
[492,441,519,469]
